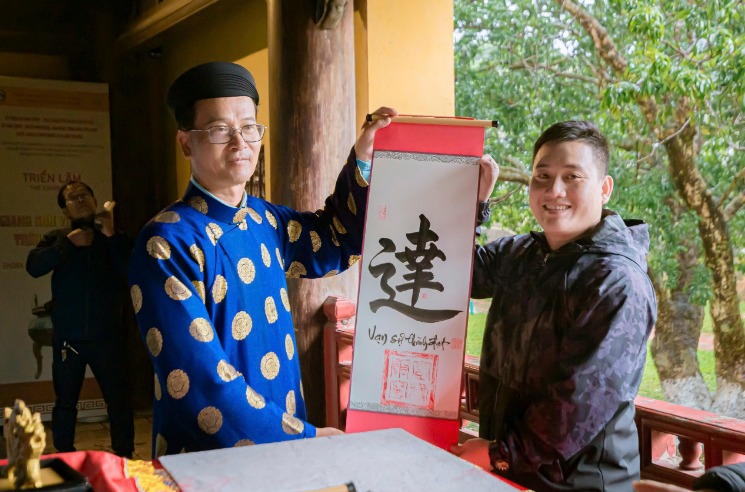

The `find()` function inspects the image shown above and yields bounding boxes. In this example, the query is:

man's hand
[478,154,499,203]
[94,200,116,237]
[354,106,399,162]
[315,427,345,437]
[450,438,492,470]
[67,228,94,247]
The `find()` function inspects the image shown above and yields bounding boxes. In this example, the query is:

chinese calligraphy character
[368,214,461,322]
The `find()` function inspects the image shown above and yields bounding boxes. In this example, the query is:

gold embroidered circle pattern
[237,258,255,284]
[247,208,262,224]
[212,275,227,303]
[275,248,283,269]
[155,211,180,223]
[347,192,357,215]
[286,390,296,415]
[309,231,321,252]
[285,334,295,360]
[147,236,171,260]
[165,276,192,301]
[329,226,340,246]
[281,413,304,435]
[232,311,252,340]
[189,317,214,342]
[167,369,190,399]
[190,245,205,272]
[233,208,248,224]
[265,210,278,229]
[265,296,278,324]
[239,221,248,231]
[154,374,162,401]
[192,280,206,303]
[146,327,163,356]
[286,261,307,278]
[280,288,290,311]
[155,434,168,458]
[217,360,240,382]
[287,220,302,243]
[234,439,254,447]
[130,285,143,313]
[348,255,361,267]
[260,244,271,267]
[246,386,266,409]
[332,216,347,234]
[260,352,280,380]
[355,165,368,188]
[189,196,208,214]
[198,406,223,435]
[206,223,223,246]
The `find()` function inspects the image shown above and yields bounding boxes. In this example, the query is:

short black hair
[57,181,95,209]
[532,120,609,176]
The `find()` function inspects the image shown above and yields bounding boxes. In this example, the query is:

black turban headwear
[166,61,260,128]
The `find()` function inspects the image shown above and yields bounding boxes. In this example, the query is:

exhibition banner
[0,76,112,410]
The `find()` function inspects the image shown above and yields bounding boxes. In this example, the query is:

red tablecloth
[1,451,178,492]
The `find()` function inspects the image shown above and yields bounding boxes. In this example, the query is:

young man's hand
[478,154,499,202]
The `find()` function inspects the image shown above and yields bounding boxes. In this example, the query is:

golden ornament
[260,352,280,380]
[232,311,253,340]
[212,275,227,303]
[146,327,163,356]
[165,276,192,301]
[131,285,143,313]
[189,317,214,342]
[166,369,190,399]
[147,236,171,260]
[198,406,222,435]
[155,211,180,223]
[287,220,302,243]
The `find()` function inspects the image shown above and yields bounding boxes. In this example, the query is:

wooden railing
[323,296,745,490]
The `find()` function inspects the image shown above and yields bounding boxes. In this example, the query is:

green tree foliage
[455,0,745,416]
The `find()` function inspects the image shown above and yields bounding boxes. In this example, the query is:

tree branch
[724,190,745,221]
[636,118,691,164]
[556,0,660,123]
[720,166,745,218]
[509,59,599,84]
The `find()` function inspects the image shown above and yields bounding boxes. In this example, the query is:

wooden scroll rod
[365,114,499,128]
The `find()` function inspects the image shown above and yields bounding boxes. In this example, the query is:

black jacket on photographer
[26,222,130,345]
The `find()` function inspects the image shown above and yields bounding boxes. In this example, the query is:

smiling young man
[26,181,134,457]
[452,121,657,491]
[128,61,394,457]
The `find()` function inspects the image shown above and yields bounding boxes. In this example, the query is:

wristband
[477,200,491,225]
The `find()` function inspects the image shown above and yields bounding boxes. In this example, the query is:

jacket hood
[532,210,651,272]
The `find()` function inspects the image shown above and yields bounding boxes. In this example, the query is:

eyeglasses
[188,124,266,144]
[66,192,93,203]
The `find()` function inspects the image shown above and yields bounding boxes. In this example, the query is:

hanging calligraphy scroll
[346,116,487,449]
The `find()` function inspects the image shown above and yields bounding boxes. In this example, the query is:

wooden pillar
[267,0,357,425]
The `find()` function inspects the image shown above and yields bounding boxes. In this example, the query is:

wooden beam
[115,0,222,52]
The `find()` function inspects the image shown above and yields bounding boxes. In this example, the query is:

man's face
[62,183,97,222]
[177,96,261,199]
[528,140,613,250]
